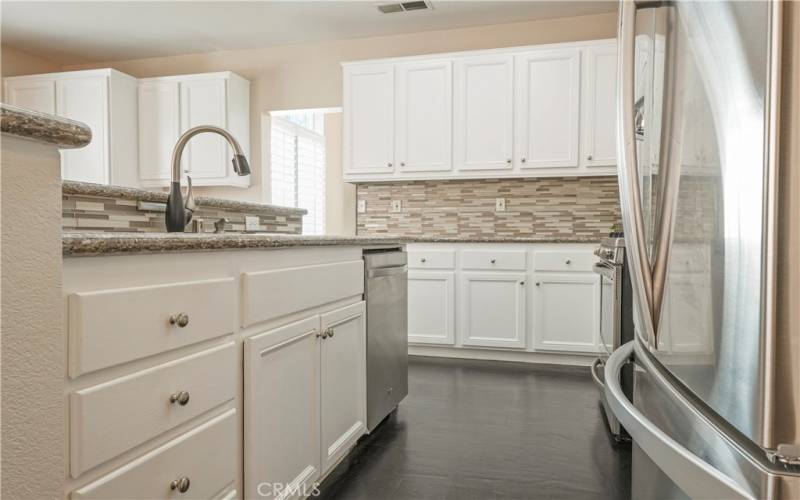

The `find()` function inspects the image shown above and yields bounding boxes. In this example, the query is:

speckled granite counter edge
[1,104,91,148]
[63,180,308,217]
[63,232,600,257]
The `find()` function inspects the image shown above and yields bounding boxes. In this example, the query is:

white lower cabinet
[460,272,526,349]
[244,317,321,500]
[319,302,367,474]
[407,271,455,345]
[244,301,366,499]
[532,273,599,352]
[408,243,602,355]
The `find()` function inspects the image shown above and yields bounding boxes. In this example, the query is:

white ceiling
[1,1,616,65]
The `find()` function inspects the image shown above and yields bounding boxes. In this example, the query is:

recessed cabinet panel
[4,79,56,114]
[534,273,599,352]
[343,64,395,175]
[396,60,452,172]
[244,316,321,500]
[515,49,581,169]
[408,271,455,345]
[581,43,618,168]
[460,272,526,349]
[57,76,109,184]
[138,80,180,181]
[453,55,513,171]
[320,302,366,474]
[180,78,228,178]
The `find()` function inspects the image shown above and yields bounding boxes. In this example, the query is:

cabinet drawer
[461,249,526,271]
[68,278,235,378]
[533,250,596,272]
[408,249,455,269]
[72,409,236,500]
[70,343,236,477]
[242,260,364,327]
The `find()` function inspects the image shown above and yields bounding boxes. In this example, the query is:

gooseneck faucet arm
[165,125,251,232]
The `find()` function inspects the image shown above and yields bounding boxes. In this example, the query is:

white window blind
[270,115,326,235]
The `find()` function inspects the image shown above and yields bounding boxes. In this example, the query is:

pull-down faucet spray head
[165,125,250,232]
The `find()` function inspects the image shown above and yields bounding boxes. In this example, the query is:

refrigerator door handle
[604,342,755,500]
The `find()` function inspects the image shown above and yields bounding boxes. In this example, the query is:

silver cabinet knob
[169,313,189,328]
[506,159,512,164]
[169,391,190,406]
[420,257,427,263]
[565,259,572,265]
[535,282,541,287]
[328,328,335,338]
[587,154,593,161]
[318,329,328,339]
[520,281,525,286]
[521,157,527,163]
[387,162,393,168]
[400,162,406,167]
[170,477,191,493]
[490,258,496,264]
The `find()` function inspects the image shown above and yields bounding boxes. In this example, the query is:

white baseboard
[408,345,597,367]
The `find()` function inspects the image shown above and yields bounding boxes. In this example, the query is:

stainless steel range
[590,235,634,442]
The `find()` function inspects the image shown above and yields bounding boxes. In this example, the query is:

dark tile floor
[318,356,632,500]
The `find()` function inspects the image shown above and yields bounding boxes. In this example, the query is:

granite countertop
[63,232,600,257]
[1,104,91,148]
[63,180,307,217]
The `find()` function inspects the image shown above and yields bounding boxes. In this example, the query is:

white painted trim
[270,107,343,116]
[408,345,595,367]
[341,37,617,67]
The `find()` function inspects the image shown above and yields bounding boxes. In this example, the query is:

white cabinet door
[244,316,321,500]
[180,77,228,179]
[533,273,599,352]
[408,271,455,345]
[460,272,526,349]
[581,42,618,168]
[138,80,180,181]
[515,48,580,169]
[343,64,395,176]
[395,60,452,173]
[453,54,514,171]
[4,79,56,114]
[319,302,366,474]
[56,76,109,184]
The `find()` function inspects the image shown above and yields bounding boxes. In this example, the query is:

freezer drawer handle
[604,342,754,500]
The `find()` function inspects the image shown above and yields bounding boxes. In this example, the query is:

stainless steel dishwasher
[363,248,408,432]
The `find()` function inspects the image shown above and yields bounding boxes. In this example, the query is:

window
[270,113,326,235]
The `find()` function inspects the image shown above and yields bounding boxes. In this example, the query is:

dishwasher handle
[367,265,408,278]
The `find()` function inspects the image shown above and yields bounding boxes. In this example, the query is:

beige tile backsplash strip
[356,176,623,239]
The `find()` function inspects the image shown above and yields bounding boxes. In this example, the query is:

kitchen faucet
[165,125,251,232]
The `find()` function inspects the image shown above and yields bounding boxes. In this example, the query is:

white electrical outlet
[357,199,367,213]
[245,216,260,231]
[391,200,402,213]
[495,198,506,212]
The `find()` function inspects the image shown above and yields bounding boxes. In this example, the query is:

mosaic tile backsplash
[356,176,622,239]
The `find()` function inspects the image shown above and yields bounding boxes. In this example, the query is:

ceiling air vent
[377,1,433,14]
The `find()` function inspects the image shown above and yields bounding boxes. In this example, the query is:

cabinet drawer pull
[565,259,572,265]
[535,282,541,287]
[169,391,191,406]
[587,154,593,161]
[400,162,406,167]
[520,281,525,286]
[521,157,527,163]
[506,159,512,164]
[420,257,427,263]
[327,328,335,339]
[170,477,191,493]
[169,313,190,328]
[387,162,393,168]
[490,258,496,264]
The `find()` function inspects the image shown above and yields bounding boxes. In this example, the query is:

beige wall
[1,45,62,79]
[62,12,618,210]
[324,112,356,235]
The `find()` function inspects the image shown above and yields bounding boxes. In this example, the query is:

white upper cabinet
[4,69,138,186]
[395,60,452,173]
[4,79,55,114]
[581,42,618,168]
[138,72,251,188]
[515,48,581,170]
[343,39,618,182]
[453,54,514,172]
[138,80,180,182]
[343,64,395,176]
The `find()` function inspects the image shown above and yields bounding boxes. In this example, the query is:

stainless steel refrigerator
[604,1,800,498]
